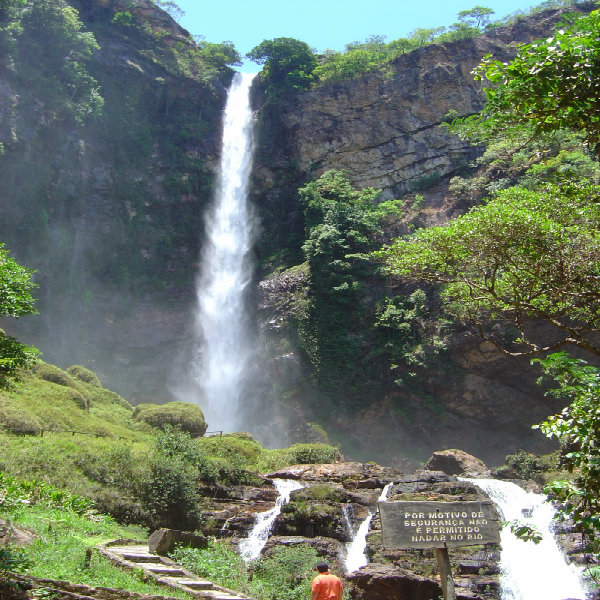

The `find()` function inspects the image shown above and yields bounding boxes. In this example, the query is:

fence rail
[0,426,127,440]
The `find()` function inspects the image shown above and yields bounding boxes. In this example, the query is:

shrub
[63,388,90,411]
[137,454,202,530]
[132,401,207,437]
[34,363,75,387]
[0,411,41,434]
[500,449,560,481]
[286,443,341,464]
[294,422,329,444]
[67,365,101,387]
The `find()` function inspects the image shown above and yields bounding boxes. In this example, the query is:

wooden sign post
[378,501,501,600]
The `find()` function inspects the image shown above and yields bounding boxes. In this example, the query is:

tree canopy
[463,9,600,155]
[0,244,38,389]
[246,37,316,97]
[375,183,600,357]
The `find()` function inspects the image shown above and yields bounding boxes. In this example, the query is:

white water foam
[239,478,303,561]
[465,478,587,600]
[192,72,256,432]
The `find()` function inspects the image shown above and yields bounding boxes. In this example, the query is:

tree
[465,9,600,156]
[246,37,316,97]
[297,171,403,399]
[0,244,38,388]
[457,6,494,28]
[2,0,103,123]
[374,182,600,357]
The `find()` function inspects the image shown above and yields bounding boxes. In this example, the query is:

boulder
[348,563,441,600]
[0,519,37,547]
[148,528,208,555]
[425,450,491,477]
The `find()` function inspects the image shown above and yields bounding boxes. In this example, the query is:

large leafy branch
[374,184,600,357]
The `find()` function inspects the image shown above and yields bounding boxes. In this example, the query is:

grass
[1,488,193,598]
[171,541,321,600]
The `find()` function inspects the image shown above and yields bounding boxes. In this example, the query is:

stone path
[98,541,253,600]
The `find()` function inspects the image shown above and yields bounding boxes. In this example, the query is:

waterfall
[465,478,587,600]
[192,72,256,432]
[344,483,394,573]
[239,479,303,561]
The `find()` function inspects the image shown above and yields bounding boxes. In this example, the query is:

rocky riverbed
[195,450,558,600]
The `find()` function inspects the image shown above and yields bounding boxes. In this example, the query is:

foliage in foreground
[0,244,39,389]
[534,352,600,555]
[0,365,341,530]
[464,8,600,157]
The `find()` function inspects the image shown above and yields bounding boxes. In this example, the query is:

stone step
[120,553,159,563]
[143,564,187,576]
[174,580,214,590]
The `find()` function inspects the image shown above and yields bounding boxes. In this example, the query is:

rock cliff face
[0,0,230,402]
[251,6,594,464]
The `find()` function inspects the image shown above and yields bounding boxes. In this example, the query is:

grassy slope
[0,362,340,597]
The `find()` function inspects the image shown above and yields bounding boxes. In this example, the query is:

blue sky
[173,0,539,71]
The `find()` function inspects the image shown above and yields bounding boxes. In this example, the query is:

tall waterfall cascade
[344,483,394,573]
[239,479,304,562]
[465,478,587,600]
[193,72,256,432]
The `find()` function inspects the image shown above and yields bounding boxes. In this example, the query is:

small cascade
[344,482,394,574]
[378,482,394,502]
[239,479,303,562]
[465,478,587,600]
[342,504,354,537]
[344,512,375,573]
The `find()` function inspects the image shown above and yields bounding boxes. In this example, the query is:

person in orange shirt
[310,562,343,600]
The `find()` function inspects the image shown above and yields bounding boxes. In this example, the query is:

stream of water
[344,482,394,573]
[192,72,256,432]
[466,478,587,600]
[239,478,304,562]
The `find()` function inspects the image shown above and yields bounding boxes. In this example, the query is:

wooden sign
[378,501,501,549]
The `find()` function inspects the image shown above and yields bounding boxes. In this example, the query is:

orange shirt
[311,572,343,600]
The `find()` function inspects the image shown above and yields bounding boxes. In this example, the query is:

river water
[467,478,587,600]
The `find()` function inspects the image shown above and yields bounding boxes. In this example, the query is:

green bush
[32,363,90,410]
[67,365,101,387]
[286,443,341,464]
[63,388,90,411]
[0,410,41,434]
[138,453,202,530]
[34,363,76,387]
[171,541,319,600]
[500,450,560,481]
[132,401,207,437]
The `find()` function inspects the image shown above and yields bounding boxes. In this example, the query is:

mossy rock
[67,365,101,387]
[132,401,207,437]
[292,484,351,504]
[294,422,330,444]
